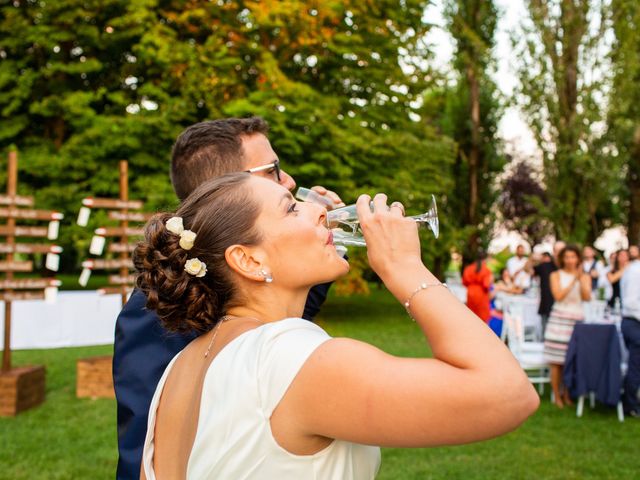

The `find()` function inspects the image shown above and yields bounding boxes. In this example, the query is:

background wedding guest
[494,268,524,295]
[533,251,555,332]
[462,250,492,323]
[582,245,606,292]
[532,241,564,333]
[606,249,630,309]
[621,246,640,418]
[599,251,618,303]
[506,244,532,291]
[544,245,591,408]
[629,245,639,261]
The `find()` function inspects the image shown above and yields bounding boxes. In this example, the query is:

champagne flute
[294,187,337,208]
[295,188,439,247]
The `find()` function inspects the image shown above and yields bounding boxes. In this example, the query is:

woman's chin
[340,257,350,273]
[324,258,350,283]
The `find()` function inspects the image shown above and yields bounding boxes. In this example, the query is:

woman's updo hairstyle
[133,173,262,334]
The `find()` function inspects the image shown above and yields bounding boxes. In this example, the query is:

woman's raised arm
[280,194,539,448]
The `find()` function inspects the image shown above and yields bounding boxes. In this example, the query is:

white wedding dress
[142,318,381,479]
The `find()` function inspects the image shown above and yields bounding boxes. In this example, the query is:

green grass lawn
[1,288,639,479]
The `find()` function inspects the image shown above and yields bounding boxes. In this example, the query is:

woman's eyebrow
[278,192,293,206]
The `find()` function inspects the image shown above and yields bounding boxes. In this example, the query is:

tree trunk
[467,65,480,255]
[466,64,481,253]
[52,117,66,150]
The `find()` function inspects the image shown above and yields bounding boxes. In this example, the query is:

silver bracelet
[404,281,447,321]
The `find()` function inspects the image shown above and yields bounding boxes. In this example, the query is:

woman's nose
[306,201,327,226]
[318,207,327,227]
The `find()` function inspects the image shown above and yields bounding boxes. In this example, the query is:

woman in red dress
[462,252,493,322]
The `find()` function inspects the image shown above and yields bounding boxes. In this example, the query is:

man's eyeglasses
[245,159,281,183]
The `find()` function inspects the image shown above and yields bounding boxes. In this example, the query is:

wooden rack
[0,150,63,416]
[77,160,150,306]
[75,160,150,398]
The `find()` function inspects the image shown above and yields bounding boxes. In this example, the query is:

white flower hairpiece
[166,216,197,251]
[184,257,207,277]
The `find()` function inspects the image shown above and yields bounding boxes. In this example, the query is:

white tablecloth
[0,291,122,350]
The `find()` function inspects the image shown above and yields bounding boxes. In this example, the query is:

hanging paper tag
[89,235,105,255]
[77,206,91,226]
[47,220,60,240]
[78,267,92,287]
[45,252,60,271]
[81,260,94,269]
[44,286,58,304]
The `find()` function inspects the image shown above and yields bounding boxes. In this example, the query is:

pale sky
[423,0,540,160]
[421,0,626,251]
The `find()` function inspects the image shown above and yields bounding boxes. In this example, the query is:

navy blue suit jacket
[563,323,622,407]
[113,283,332,479]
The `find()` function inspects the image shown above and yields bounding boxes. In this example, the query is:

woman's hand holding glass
[356,193,423,281]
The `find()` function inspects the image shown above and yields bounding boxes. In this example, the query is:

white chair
[501,296,543,341]
[503,309,550,395]
[576,393,625,422]
[447,281,467,303]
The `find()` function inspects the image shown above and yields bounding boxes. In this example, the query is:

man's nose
[280,170,296,192]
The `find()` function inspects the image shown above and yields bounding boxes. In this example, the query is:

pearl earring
[260,269,273,283]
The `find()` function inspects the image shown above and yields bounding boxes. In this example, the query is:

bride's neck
[227,286,309,323]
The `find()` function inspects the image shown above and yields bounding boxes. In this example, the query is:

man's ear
[225,244,266,282]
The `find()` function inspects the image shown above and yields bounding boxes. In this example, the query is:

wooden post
[2,150,17,372]
[0,149,49,415]
[119,160,128,307]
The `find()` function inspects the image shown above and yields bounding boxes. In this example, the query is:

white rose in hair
[185,258,207,277]
[166,216,184,235]
[179,230,197,250]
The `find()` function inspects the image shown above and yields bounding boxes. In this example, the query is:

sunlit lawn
[1,288,638,479]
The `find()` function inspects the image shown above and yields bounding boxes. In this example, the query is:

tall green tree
[437,0,505,259]
[514,0,615,243]
[609,0,640,245]
[0,0,176,268]
[1,0,456,273]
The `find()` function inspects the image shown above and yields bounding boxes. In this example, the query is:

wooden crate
[0,365,46,416]
[76,355,115,399]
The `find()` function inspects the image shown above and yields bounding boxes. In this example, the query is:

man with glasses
[113,117,343,478]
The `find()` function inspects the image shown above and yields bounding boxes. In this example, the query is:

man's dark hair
[170,117,269,200]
